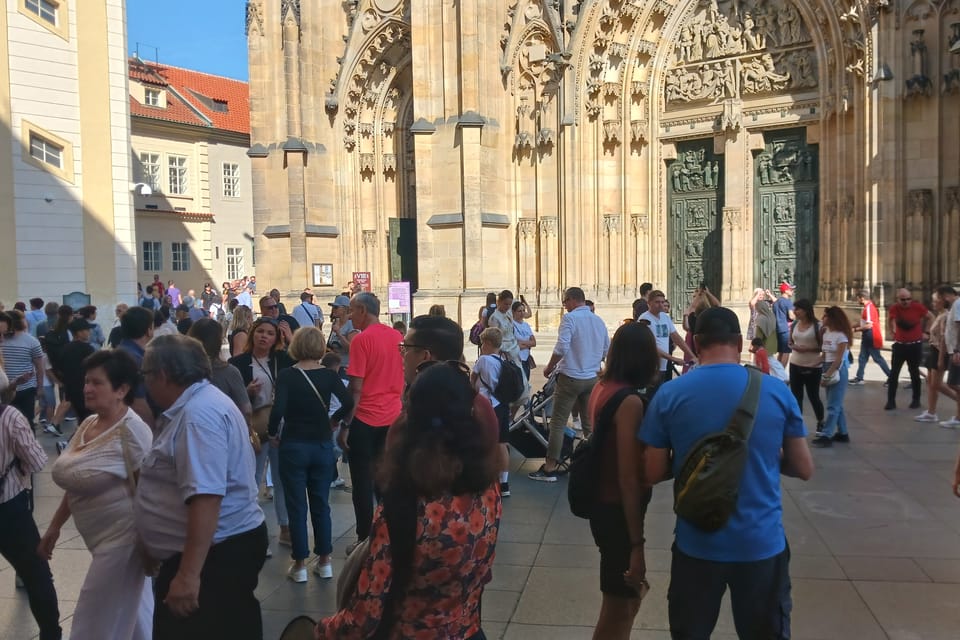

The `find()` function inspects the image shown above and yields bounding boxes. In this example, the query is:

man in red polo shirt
[886,288,934,410]
[338,292,404,548]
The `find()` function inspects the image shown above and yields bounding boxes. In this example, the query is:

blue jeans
[855,331,891,379]
[254,444,288,526]
[821,360,849,437]
[279,440,337,561]
[667,542,792,639]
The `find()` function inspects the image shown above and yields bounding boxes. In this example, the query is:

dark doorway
[667,139,724,310]
[754,128,819,300]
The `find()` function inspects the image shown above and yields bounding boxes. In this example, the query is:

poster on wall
[387,282,411,314]
[312,263,334,287]
[352,272,372,292]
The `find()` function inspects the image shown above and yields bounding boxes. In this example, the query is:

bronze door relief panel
[667,140,723,309]
[754,128,818,299]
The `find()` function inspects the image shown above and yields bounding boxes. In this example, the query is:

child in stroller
[508,374,580,473]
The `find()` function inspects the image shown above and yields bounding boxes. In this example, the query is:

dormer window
[144,88,161,107]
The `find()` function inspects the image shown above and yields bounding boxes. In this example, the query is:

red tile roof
[128,58,249,135]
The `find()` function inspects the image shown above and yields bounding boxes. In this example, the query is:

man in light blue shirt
[291,289,323,330]
[136,334,266,639]
[529,287,609,481]
[25,298,45,336]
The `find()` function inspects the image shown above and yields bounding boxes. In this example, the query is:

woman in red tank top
[586,321,660,639]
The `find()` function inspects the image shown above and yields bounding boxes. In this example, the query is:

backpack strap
[592,386,642,449]
[726,367,763,442]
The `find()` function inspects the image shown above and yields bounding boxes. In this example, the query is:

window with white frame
[168,155,188,195]
[142,241,162,272]
[144,88,161,107]
[222,162,240,198]
[24,0,57,25]
[140,152,161,190]
[226,246,244,280]
[172,242,190,272]
[29,133,62,169]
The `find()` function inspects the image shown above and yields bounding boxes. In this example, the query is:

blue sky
[127,0,249,80]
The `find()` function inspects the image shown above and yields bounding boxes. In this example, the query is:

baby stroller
[508,374,580,473]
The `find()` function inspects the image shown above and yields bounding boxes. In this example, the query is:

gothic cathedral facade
[247,0,960,325]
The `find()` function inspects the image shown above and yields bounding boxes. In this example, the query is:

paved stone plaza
[3,362,960,639]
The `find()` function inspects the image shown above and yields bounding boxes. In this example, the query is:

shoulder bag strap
[117,417,138,498]
[0,405,20,490]
[592,386,641,448]
[726,366,763,442]
[297,367,330,415]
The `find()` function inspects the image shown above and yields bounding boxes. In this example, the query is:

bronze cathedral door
[754,129,819,299]
[667,140,723,309]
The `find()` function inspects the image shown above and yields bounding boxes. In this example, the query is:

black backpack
[568,387,641,519]
[484,355,525,405]
[673,366,762,532]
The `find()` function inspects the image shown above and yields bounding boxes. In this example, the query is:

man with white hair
[136,335,266,639]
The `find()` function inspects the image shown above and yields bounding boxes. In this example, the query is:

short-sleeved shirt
[889,301,928,343]
[292,302,323,329]
[773,297,794,333]
[488,309,520,363]
[135,380,264,560]
[346,323,404,427]
[513,320,533,362]
[821,330,849,364]
[639,364,806,562]
[1,332,43,391]
[209,362,252,415]
[472,355,503,408]
[26,309,45,336]
[639,311,676,372]
[860,301,883,348]
[945,303,960,353]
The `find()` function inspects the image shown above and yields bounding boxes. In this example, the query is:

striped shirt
[0,400,48,504]
[1,332,43,391]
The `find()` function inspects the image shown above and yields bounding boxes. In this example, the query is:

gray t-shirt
[327,319,357,368]
[209,362,251,415]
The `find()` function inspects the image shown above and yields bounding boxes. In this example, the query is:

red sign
[352,272,372,292]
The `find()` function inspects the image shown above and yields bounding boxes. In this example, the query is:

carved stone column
[539,216,558,301]
[631,212,649,299]
[602,214,622,299]
[517,218,537,299]
[722,207,742,304]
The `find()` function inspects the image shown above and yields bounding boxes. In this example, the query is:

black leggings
[789,364,824,423]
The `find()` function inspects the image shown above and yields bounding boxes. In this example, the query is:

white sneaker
[287,564,308,583]
[312,560,333,579]
[914,411,939,423]
[330,477,346,489]
[939,417,960,429]
[571,416,582,431]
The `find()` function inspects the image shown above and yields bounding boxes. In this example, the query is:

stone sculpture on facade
[906,29,933,98]
[665,0,816,105]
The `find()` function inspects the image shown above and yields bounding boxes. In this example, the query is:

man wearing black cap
[56,318,97,424]
[640,307,813,639]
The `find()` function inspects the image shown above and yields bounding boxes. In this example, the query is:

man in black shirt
[57,318,97,424]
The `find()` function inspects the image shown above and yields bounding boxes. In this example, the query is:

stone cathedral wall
[247,0,960,329]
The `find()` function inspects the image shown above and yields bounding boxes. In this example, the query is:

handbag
[336,537,371,611]
[251,405,272,440]
[278,615,316,640]
[527,353,537,370]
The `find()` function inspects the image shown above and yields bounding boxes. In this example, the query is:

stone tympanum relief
[664,0,817,106]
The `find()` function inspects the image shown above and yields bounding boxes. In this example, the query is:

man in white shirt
[136,334,266,638]
[639,289,697,394]
[486,290,522,366]
[529,287,609,482]
[235,287,253,310]
[941,286,960,428]
[291,290,323,330]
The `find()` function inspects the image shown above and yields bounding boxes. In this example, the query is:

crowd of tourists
[1,276,959,640]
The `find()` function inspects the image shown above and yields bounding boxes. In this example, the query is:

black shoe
[884,402,896,410]
[500,482,510,497]
[832,433,850,443]
[909,400,921,409]
[811,435,833,448]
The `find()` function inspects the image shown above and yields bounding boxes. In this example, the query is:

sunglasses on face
[415,359,471,375]
[398,342,427,354]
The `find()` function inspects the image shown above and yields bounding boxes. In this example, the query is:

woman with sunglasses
[586,322,660,639]
[229,317,294,552]
[268,327,353,583]
[316,362,499,639]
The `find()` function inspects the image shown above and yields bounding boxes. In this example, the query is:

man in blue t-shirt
[773,282,795,366]
[640,306,813,639]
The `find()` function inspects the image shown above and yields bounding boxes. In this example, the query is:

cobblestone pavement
[4,355,960,639]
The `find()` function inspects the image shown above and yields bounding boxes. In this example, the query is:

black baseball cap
[694,307,741,339]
